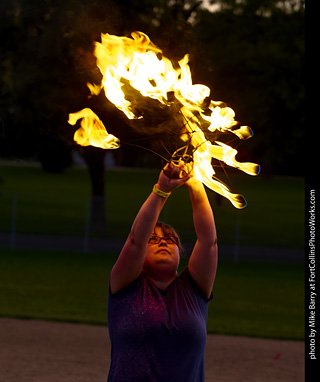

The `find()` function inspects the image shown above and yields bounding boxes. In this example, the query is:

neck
[145,271,177,290]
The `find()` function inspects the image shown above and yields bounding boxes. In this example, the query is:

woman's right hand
[156,160,192,193]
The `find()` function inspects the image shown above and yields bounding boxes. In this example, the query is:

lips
[156,249,171,255]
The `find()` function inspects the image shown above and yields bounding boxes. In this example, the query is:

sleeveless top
[107,267,212,382]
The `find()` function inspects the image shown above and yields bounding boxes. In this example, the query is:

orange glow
[68,31,260,208]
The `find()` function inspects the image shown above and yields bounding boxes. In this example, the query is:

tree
[191,1,304,175]
[0,0,120,232]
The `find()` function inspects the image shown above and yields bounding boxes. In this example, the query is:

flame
[68,31,260,208]
[68,108,120,149]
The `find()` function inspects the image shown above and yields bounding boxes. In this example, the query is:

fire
[68,108,120,149]
[69,31,260,208]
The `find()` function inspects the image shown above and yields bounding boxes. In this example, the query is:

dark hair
[154,221,185,256]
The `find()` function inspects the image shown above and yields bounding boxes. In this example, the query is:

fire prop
[68,31,260,208]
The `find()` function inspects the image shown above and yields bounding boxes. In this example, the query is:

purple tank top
[107,267,212,382]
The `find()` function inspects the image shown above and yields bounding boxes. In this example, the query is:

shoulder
[178,267,213,302]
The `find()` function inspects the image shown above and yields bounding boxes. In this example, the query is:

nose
[159,238,168,246]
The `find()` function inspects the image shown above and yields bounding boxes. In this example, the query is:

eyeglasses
[148,235,178,245]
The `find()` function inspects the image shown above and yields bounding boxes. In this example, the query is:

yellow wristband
[153,184,171,198]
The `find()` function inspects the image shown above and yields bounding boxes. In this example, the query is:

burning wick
[68,31,260,208]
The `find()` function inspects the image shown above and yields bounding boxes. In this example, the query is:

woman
[107,160,218,382]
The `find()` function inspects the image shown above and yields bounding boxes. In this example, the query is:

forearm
[187,180,217,245]
[129,190,167,246]
[110,189,168,293]
[129,161,188,245]
[187,179,218,298]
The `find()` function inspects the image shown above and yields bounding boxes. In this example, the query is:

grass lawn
[0,164,304,248]
[0,248,304,341]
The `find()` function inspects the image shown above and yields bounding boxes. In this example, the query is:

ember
[68,31,260,208]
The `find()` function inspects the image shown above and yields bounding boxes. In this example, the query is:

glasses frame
[148,235,178,246]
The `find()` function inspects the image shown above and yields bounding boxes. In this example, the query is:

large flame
[68,31,260,208]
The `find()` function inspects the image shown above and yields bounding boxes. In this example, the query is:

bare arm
[110,162,190,293]
[186,177,218,298]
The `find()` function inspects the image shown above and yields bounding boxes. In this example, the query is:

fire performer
[107,159,218,382]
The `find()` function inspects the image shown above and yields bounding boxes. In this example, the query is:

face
[143,227,180,276]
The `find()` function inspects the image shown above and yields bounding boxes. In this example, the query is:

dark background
[0,0,304,176]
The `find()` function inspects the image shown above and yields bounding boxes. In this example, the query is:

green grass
[0,164,304,248]
[0,248,112,324]
[209,259,305,340]
[0,248,304,340]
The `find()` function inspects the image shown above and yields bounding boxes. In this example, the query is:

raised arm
[186,176,218,298]
[110,162,190,294]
